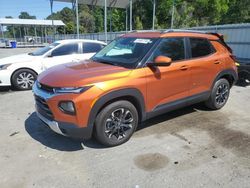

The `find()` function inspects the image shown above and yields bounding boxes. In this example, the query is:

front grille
[39,83,54,93]
[34,95,54,120]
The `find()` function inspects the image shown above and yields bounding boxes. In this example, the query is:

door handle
[214,61,221,64]
[180,65,188,70]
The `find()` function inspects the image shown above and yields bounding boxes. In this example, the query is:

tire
[95,100,138,147]
[205,78,230,110]
[11,69,37,90]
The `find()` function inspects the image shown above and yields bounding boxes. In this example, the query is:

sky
[0,0,70,19]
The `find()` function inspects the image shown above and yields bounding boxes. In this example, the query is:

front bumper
[36,111,93,139]
[33,82,93,139]
[0,70,12,86]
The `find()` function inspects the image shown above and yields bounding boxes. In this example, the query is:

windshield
[92,37,157,68]
[29,42,59,56]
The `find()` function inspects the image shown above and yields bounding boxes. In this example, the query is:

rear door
[145,37,191,111]
[186,37,223,96]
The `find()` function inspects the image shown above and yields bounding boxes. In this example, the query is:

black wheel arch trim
[87,88,146,135]
[212,69,238,88]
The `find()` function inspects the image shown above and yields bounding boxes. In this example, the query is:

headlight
[0,63,12,70]
[59,101,76,115]
[54,86,92,94]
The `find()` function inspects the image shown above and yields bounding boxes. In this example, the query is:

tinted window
[51,43,78,56]
[31,42,59,56]
[150,38,185,61]
[190,38,214,58]
[83,43,103,53]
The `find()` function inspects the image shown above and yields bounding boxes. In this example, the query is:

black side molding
[146,91,210,119]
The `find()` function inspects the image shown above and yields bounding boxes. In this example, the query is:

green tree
[18,12,36,19]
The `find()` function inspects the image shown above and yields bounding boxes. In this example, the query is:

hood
[0,53,40,66]
[38,60,132,87]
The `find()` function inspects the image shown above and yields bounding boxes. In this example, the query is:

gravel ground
[0,48,250,188]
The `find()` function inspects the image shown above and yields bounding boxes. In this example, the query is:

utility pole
[49,0,55,41]
[171,0,175,29]
[75,0,79,39]
[152,0,156,30]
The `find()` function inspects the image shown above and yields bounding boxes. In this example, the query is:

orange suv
[33,30,238,146]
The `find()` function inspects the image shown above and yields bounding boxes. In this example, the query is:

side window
[150,38,185,62]
[51,43,78,56]
[190,38,214,58]
[83,43,103,53]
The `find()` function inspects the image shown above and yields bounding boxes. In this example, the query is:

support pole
[171,0,175,29]
[24,27,26,36]
[34,26,37,38]
[125,8,128,32]
[75,0,79,39]
[129,0,132,31]
[41,26,44,44]
[0,24,4,39]
[50,0,55,41]
[152,0,156,30]
[19,26,22,41]
[12,25,16,40]
[104,0,107,43]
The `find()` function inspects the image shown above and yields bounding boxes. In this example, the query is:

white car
[0,39,106,90]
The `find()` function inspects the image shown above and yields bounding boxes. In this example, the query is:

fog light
[59,101,76,115]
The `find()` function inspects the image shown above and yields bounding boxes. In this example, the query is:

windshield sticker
[134,39,152,44]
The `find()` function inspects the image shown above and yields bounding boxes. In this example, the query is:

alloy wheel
[104,108,134,140]
[215,83,229,105]
[16,72,35,89]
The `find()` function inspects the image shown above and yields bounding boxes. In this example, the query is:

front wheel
[11,69,37,90]
[205,78,230,110]
[95,100,138,147]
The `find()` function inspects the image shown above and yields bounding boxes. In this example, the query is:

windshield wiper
[28,52,34,56]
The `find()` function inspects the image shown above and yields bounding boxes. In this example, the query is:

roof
[54,0,136,9]
[55,39,107,45]
[122,30,219,40]
[0,18,65,26]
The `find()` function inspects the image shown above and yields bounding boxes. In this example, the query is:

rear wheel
[11,69,37,90]
[95,100,138,146]
[205,78,230,110]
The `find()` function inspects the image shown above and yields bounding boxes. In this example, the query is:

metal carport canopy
[0,18,65,26]
[0,18,65,40]
[55,0,135,8]
[53,0,138,42]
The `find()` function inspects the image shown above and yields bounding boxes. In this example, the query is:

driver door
[145,37,191,111]
[42,42,80,69]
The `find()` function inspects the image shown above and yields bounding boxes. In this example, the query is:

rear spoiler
[208,32,233,53]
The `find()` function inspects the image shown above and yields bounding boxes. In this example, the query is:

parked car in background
[33,30,237,146]
[237,58,250,84]
[0,39,106,90]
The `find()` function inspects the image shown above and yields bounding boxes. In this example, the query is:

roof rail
[163,29,207,34]
[129,30,162,33]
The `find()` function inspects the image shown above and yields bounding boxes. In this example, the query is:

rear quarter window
[189,38,215,58]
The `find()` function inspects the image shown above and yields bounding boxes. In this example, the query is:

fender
[87,88,146,131]
[212,69,238,88]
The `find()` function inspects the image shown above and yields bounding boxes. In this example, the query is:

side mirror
[47,54,53,58]
[147,56,172,67]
